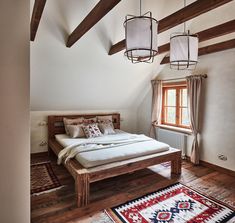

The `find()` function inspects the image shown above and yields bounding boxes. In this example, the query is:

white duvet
[56,131,170,168]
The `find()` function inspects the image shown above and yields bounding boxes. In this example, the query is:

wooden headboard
[48,113,120,140]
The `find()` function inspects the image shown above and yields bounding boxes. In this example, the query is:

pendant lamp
[124,0,158,63]
[170,1,198,70]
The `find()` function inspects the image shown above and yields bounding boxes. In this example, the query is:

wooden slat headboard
[48,113,120,140]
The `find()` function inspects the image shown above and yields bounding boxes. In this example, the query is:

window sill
[156,124,192,135]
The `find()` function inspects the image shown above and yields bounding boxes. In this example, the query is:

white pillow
[63,117,84,135]
[99,122,115,135]
[66,125,85,138]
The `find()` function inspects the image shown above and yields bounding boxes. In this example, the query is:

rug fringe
[104,209,121,223]
[31,185,65,196]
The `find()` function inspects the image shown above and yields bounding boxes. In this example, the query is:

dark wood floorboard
[31,154,235,223]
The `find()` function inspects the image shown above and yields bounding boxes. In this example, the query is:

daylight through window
[161,81,190,129]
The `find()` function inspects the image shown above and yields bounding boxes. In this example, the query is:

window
[161,82,190,129]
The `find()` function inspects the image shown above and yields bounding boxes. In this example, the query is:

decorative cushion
[63,117,84,135]
[99,122,115,135]
[66,125,85,138]
[83,117,97,124]
[82,123,102,138]
[97,115,113,123]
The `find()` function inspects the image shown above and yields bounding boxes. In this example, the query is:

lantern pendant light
[170,0,199,70]
[124,0,158,63]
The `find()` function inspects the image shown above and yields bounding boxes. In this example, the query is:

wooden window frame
[161,81,190,129]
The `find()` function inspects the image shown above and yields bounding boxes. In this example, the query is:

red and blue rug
[106,183,235,223]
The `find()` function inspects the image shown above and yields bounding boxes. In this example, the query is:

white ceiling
[30,0,235,111]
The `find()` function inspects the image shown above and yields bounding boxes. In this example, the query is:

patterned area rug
[106,183,235,223]
[31,161,62,195]
[160,161,171,168]
[188,183,235,210]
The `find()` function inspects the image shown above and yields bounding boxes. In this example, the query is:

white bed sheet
[55,131,170,168]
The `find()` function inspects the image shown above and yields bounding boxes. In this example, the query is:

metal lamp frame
[124,11,158,64]
[170,31,198,70]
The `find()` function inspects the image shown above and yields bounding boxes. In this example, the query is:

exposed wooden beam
[157,0,233,33]
[30,0,47,41]
[137,19,235,61]
[196,19,235,42]
[198,39,235,56]
[108,39,126,55]
[157,19,235,54]
[67,0,121,48]
[160,39,235,65]
[109,0,233,55]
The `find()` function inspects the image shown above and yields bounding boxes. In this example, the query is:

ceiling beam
[160,39,235,65]
[30,0,47,41]
[66,0,121,48]
[158,19,235,54]
[109,0,233,55]
[138,19,235,61]
[196,19,235,42]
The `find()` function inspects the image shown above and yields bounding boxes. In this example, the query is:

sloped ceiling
[30,0,235,111]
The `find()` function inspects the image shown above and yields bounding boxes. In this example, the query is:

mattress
[55,131,170,168]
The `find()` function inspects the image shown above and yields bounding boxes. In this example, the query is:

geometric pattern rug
[106,183,235,223]
[188,183,235,210]
[31,161,62,195]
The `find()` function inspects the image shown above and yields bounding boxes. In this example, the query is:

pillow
[98,122,115,135]
[63,117,84,135]
[83,117,97,124]
[82,123,102,138]
[97,115,113,123]
[66,125,85,138]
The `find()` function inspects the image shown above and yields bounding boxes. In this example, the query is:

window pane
[181,88,187,107]
[166,89,176,106]
[181,107,190,126]
[165,107,176,124]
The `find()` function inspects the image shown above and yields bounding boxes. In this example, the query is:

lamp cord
[184,0,186,33]
[140,0,142,16]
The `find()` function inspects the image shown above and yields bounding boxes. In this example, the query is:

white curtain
[186,75,203,164]
[150,80,162,138]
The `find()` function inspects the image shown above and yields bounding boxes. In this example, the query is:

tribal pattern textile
[31,162,61,195]
[107,183,235,223]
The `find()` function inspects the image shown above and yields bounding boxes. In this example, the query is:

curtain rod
[153,74,207,82]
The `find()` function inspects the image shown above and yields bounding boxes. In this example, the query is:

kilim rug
[106,183,235,223]
[31,161,62,195]
[160,161,171,168]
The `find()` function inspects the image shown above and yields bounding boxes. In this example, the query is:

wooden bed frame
[48,113,181,207]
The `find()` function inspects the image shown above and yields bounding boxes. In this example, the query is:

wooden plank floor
[31,154,235,223]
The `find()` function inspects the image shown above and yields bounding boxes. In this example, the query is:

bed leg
[76,173,90,207]
[171,154,182,175]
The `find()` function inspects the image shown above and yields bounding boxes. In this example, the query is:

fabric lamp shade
[170,33,198,70]
[124,12,158,63]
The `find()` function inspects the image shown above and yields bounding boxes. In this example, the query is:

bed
[48,113,181,207]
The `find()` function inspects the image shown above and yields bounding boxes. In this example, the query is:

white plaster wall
[31,109,137,153]
[0,0,30,222]
[137,49,235,171]
[30,0,167,111]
